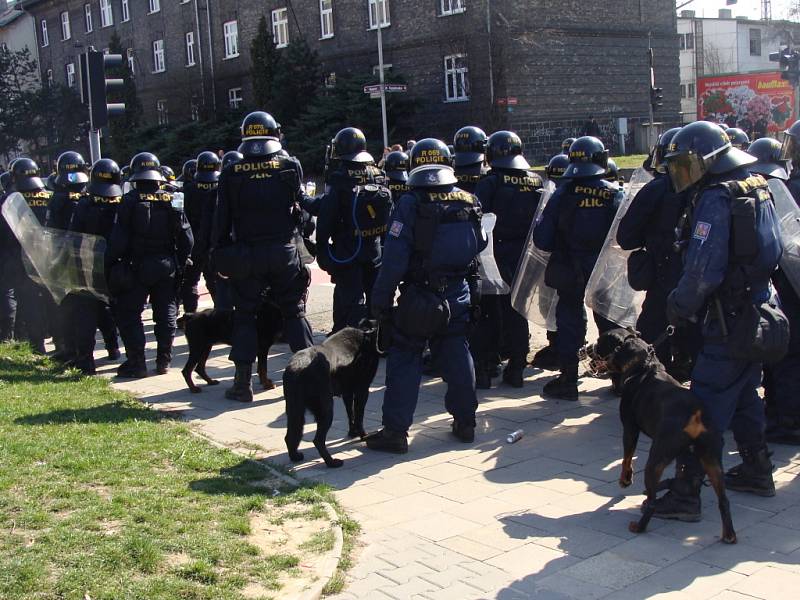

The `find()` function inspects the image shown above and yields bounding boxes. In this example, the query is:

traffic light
[770,47,800,86]
[79,49,126,131]
[650,86,664,111]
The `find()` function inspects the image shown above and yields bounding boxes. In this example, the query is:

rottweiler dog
[283,323,380,469]
[181,300,283,394]
[592,328,736,544]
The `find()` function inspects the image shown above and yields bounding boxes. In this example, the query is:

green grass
[532,153,649,171]
[0,343,346,600]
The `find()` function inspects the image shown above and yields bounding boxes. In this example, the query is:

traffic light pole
[89,129,102,164]
[80,48,126,163]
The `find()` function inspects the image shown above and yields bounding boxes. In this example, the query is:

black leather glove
[666,290,686,328]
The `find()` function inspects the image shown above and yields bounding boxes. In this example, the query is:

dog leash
[650,325,675,351]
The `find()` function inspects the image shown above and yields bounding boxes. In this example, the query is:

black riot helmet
[240,111,282,157]
[129,152,165,182]
[652,127,682,173]
[726,127,750,151]
[222,150,243,170]
[605,158,619,182]
[121,165,130,181]
[453,126,487,168]
[87,158,123,197]
[407,138,458,187]
[55,151,89,187]
[780,119,800,165]
[181,159,197,183]
[45,172,58,191]
[11,157,44,191]
[384,150,409,183]
[160,165,176,182]
[748,137,788,180]
[665,121,755,193]
[486,131,530,170]
[563,136,608,178]
[195,151,221,183]
[545,154,570,180]
[0,171,10,192]
[331,127,373,163]
[561,137,576,154]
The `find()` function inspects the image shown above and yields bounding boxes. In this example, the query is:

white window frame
[61,11,71,41]
[84,4,93,33]
[127,47,135,74]
[100,0,113,27]
[368,0,389,29]
[680,84,687,99]
[157,99,168,125]
[223,20,239,58]
[41,19,49,47]
[185,31,196,66]
[152,39,165,73]
[440,0,464,16]
[66,62,76,87]
[320,0,333,39]
[121,0,129,22]
[148,0,160,14]
[272,8,289,48]
[688,82,696,98]
[228,87,243,109]
[443,53,469,102]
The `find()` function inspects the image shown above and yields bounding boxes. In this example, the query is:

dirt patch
[165,552,191,568]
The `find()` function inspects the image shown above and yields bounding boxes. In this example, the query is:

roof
[0,6,24,27]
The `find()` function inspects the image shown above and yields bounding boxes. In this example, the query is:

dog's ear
[358,317,378,333]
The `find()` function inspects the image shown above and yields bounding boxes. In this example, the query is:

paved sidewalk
[102,292,800,600]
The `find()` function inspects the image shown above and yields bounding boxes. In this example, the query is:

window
[440,0,464,15]
[41,19,49,46]
[127,47,135,73]
[228,87,243,109]
[223,21,239,58]
[680,84,687,99]
[368,0,389,28]
[272,8,288,48]
[121,0,129,22]
[679,32,694,50]
[152,39,165,73]
[149,0,160,14]
[444,54,469,101]
[185,32,196,66]
[750,28,762,56]
[688,82,695,98]
[157,99,168,125]
[61,11,71,40]
[66,62,76,87]
[100,0,113,27]
[84,4,93,33]
[320,0,333,38]
[46,68,53,86]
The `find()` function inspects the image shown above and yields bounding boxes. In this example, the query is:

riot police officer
[67,159,124,373]
[221,151,244,170]
[212,111,314,402]
[726,127,750,151]
[316,127,389,332]
[181,151,221,313]
[0,168,17,341]
[453,126,488,194]
[179,159,197,185]
[108,152,194,378]
[384,150,409,201]
[473,131,544,388]
[561,138,576,155]
[652,121,783,521]
[160,165,178,191]
[617,127,700,381]
[365,139,486,453]
[545,154,570,185]
[533,137,621,400]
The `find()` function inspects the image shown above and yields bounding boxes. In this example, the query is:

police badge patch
[693,221,711,243]
[389,220,403,237]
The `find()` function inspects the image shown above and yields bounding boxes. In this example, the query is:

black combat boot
[502,360,525,388]
[155,350,172,375]
[225,363,254,402]
[542,361,579,401]
[645,463,703,522]
[475,362,492,390]
[364,428,408,453]
[451,419,475,443]
[725,443,775,497]
[116,356,147,378]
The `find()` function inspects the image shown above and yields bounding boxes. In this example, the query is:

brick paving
[100,284,800,600]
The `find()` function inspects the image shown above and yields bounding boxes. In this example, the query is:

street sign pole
[376,22,389,149]
[648,36,656,151]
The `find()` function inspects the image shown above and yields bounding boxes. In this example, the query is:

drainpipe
[193,0,207,112]
[203,0,217,114]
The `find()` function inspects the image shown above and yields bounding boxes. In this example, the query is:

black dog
[283,324,380,468]
[181,301,283,394]
[593,328,736,544]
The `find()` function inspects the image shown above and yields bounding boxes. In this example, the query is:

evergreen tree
[0,46,39,161]
[271,39,320,128]
[250,16,281,110]
[106,32,144,162]
[24,83,87,166]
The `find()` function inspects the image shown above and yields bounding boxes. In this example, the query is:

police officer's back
[45,151,88,230]
[453,126,489,194]
[384,150,410,203]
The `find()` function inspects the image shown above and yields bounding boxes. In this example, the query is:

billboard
[697,72,794,136]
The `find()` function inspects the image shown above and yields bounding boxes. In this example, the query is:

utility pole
[376,21,389,149]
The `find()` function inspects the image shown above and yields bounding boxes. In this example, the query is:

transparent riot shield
[584,168,653,328]
[769,178,800,297]
[2,192,110,303]
[477,213,509,295]
[510,181,559,330]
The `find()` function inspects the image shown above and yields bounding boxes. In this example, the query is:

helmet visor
[666,151,706,193]
[780,133,800,162]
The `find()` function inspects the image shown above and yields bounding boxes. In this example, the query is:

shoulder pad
[722,174,769,197]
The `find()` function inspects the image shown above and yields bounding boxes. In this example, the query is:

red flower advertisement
[697,72,795,134]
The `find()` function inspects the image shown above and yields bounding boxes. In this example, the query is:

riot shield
[769,178,800,297]
[510,181,559,330]
[584,167,653,328]
[477,213,509,295]
[2,192,110,303]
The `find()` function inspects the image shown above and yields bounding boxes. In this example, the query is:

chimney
[680,10,695,18]
[719,8,732,19]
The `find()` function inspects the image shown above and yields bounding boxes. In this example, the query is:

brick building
[16,0,680,161]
